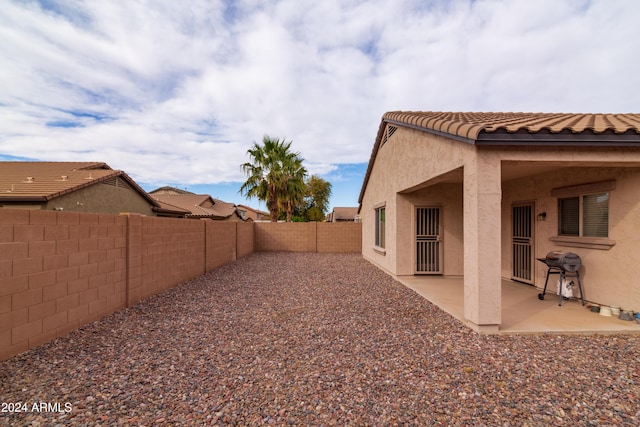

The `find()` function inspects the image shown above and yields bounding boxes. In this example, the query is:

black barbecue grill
[536,251,585,306]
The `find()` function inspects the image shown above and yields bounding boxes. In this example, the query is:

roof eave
[357,115,640,213]
[357,117,388,211]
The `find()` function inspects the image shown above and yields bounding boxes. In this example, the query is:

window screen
[558,197,579,236]
[583,193,609,237]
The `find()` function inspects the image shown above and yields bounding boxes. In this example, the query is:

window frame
[558,192,609,238]
[550,180,616,250]
[374,204,386,252]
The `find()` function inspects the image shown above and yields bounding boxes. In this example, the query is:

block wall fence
[1,209,361,361]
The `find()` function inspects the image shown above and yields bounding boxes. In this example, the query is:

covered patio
[360,112,640,333]
[397,275,640,334]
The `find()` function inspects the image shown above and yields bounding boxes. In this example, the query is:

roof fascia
[476,128,640,146]
[357,118,388,210]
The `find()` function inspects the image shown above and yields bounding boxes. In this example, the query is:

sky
[1,0,639,213]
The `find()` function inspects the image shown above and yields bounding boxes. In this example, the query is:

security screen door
[415,207,442,274]
[512,203,534,283]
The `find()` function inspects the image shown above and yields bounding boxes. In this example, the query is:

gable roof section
[359,111,640,207]
[0,161,160,208]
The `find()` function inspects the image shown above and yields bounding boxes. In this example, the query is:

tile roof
[331,207,359,221]
[148,186,194,195]
[0,162,158,207]
[151,194,238,219]
[359,111,640,208]
[152,200,191,215]
[383,111,640,141]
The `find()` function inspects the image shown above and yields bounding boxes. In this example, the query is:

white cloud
[1,0,639,191]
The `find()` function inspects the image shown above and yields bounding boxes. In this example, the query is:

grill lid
[539,251,582,272]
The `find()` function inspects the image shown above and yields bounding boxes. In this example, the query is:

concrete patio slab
[397,275,640,334]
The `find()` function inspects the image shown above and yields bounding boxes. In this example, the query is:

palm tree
[278,155,307,222]
[240,136,305,222]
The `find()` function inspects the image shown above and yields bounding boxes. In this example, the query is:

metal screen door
[416,207,442,274]
[512,203,533,283]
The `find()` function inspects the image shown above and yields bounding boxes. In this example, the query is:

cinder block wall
[1,210,361,361]
[317,222,362,253]
[255,222,362,253]
[255,223,317,252]
[205,220,237,271]
[139,217,206,301]
[0,210,128,361]
[237,221,255,259]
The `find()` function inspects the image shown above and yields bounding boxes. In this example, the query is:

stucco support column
[463,152,501,332]
[395,194,414,276]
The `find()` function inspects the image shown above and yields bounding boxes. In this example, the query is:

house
[327,207,359,222]
[149,187,245,221]
[236,204,269,222]
[0,161,176,216]
[358,111,640,332]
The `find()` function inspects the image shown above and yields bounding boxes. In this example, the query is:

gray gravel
[1,252,639,426]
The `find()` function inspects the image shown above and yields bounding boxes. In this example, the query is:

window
[375,206,385,248]
[558,192,609,238]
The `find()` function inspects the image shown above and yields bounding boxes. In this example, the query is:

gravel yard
[1,252,639,426]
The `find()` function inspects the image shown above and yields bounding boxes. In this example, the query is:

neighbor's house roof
[331,207,358,221]
[0,161,162,209]
[359,111,640,207]
[151,193,239,219]
[152,200,191,216]
[149,186,194,195]
[237,204,269,216]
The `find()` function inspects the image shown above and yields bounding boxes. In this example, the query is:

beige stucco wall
[361,123,640,329]
[46,182,156,216]
[397,183,464,276]
[502,166,640,311]
[361,126,503,329]
[361,127,476,276]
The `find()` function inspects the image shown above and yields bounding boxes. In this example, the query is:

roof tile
[0,162,115,199]
[385,112,640,140]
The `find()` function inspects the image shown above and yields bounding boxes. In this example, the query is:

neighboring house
[149,187,245,221]
[0,161,176,216]
[358,111,640,332]
[327,207,359,222]
[237,204,269,221]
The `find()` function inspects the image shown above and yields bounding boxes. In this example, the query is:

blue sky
[1,0,639,212]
